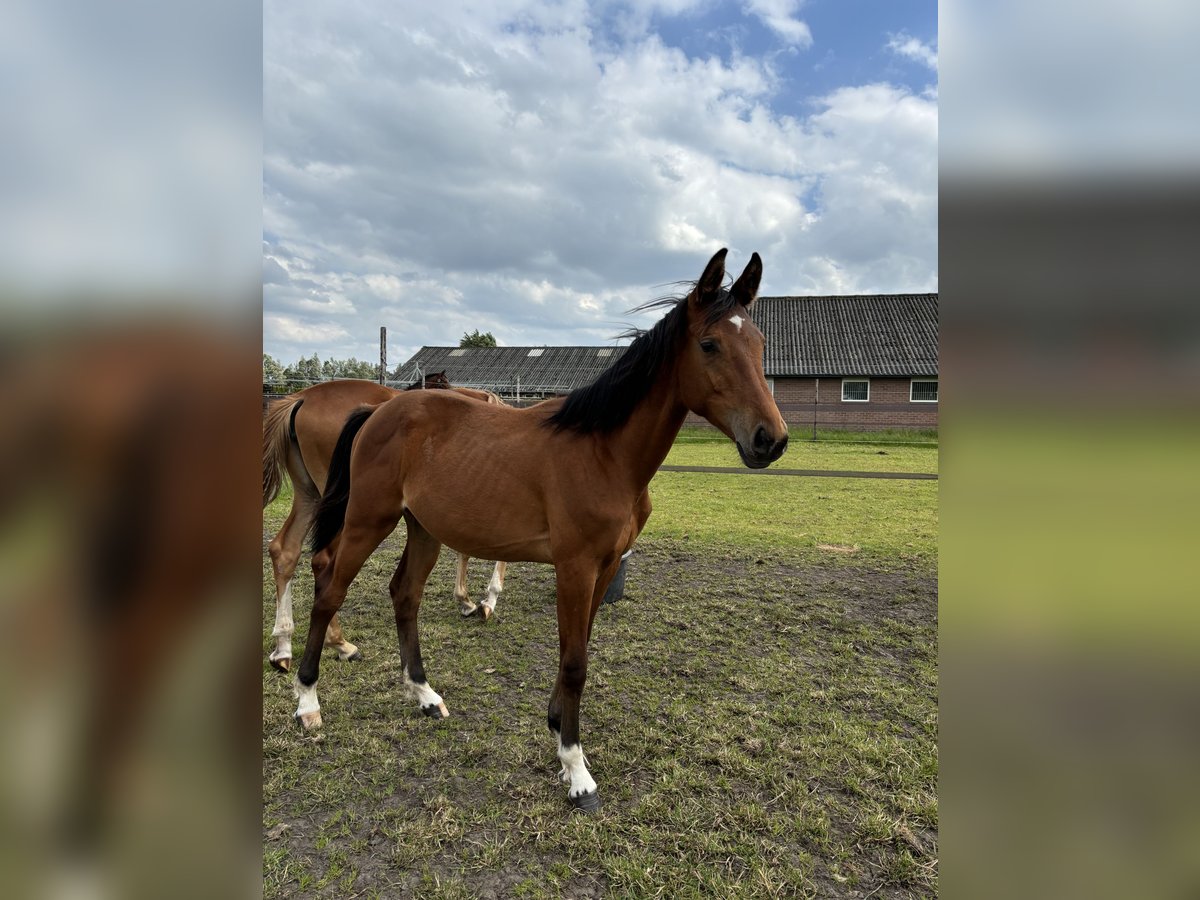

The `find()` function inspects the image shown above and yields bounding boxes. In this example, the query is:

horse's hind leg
[267,489,358,668]
[267,496,313,672]
[391,514,448,718]
[454,553,477,617]
[479,561,507,621]
[323,612,362,662]
[294,517,394,729]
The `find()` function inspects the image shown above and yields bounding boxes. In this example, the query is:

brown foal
[296,249,788,811]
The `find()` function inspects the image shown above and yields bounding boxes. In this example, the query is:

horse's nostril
[753,425,770,450]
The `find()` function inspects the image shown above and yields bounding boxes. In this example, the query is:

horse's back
[293,380,399,491]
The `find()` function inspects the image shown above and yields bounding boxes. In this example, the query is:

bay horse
[295,248,788,812]
[262,374,508,672]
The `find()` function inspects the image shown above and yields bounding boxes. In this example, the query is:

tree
[263,353,285,391]
[459,330,497,348]
[321,356,378,380]
[281,353,322,392]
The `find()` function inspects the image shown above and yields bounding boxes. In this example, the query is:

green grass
[673,425,938,445]
[263,437,938,898]
[645,473,937,567]
[666,427,939,474]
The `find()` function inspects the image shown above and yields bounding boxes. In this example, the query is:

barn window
[597,348,614,357]
[766,378,775,396]
[449,349,468,357]
[910,379,938,402]
[841,378,869,402]
[527,348,544,357]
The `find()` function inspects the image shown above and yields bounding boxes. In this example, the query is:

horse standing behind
[297,249,787,811]
[261,374,508,672]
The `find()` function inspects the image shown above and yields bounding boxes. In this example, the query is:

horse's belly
[404,494,553,564]
[447,535,554,565]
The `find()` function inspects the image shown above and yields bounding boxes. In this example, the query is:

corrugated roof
[393,294,938,392]
[393,345,618,394]
[755,294,938,377]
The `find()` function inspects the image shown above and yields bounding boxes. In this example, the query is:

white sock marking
[402,666,446,711]
[271,579,295,661]
[482,562,504,612]
[728,314,744,332]
[293,679,320,717]
[272,579,294,637]
[556,733,597,797]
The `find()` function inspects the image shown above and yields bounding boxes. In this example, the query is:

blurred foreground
[942,0,1200,890]
[0,320,261,899]
[2,0,260,892]
[943,9,1200,887]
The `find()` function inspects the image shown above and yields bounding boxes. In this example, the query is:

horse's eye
[699,339,718,354]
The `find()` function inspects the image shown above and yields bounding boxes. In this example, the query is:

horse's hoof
[269,656,291,673]
[569,790,601,813]
[421,702,450,719]
[480,605,494,622]
[345,650,363,662]
[296,710,322,730]
[459,603,478,618]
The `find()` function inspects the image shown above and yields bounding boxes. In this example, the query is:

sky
[263,0,937,368]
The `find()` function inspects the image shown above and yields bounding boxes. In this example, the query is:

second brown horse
[262,374,507,672]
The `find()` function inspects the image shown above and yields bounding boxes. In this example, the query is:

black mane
[545,281,742,434]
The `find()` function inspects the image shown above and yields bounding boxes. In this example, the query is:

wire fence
[262,378,938,444]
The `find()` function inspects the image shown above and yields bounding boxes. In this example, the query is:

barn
[393,293,938,432]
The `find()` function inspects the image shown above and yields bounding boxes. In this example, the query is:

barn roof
[393,345,620,395]
[754,294,938,377]
[392,293,938,393]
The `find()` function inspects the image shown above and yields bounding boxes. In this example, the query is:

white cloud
[265,313,351,346]
[886,32,938,71]
[745,0,813,47]
[263,0,936,363]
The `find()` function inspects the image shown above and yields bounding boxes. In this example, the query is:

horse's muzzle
[737,426,788,469]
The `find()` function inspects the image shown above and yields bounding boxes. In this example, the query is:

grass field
[666,427,938,474]
[263,440,938,898]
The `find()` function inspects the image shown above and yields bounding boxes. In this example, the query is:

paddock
[262,432,938,898]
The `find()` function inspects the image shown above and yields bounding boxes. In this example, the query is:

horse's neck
[605,373,688,489]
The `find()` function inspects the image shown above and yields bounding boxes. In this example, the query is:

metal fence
[263,379,938,444]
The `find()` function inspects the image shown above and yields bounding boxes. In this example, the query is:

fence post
[812,376,819,441]
[379,326,387,384]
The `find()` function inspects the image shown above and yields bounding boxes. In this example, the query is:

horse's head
[677,248,788,469]
[406,371,453,391]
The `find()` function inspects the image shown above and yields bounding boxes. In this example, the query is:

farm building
[393,293,938,431]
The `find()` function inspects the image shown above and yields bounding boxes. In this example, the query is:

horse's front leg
[548,555,621,812]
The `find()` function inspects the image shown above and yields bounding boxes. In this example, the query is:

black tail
[309,406,375,553]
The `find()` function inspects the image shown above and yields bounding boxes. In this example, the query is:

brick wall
[683,376,938,431]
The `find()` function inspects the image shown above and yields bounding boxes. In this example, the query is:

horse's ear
[692,247,728,308]
[730,252,762,310]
